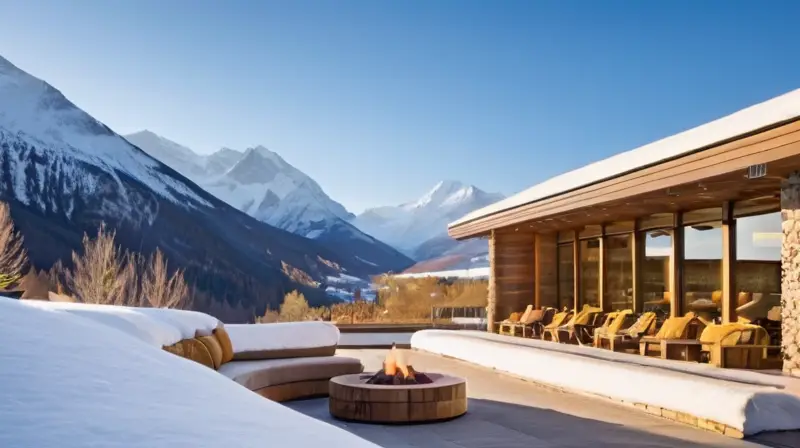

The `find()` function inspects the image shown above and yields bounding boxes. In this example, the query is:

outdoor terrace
[290,348,798,448]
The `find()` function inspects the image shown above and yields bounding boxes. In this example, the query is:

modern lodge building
[448,89,800,375]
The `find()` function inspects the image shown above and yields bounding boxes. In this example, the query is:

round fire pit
[329,372,467,424]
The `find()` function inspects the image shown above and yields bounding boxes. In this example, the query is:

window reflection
[604,234,632,311]
[683,223,722,321]
[735,212,781,330]
[643,230,671,317]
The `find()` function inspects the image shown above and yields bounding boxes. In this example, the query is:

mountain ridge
[125,130,412,274]
[0,54,388,321]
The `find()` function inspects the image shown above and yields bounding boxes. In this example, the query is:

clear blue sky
[1,0,799,213]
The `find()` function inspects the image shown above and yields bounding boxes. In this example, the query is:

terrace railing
[431,306,487,330]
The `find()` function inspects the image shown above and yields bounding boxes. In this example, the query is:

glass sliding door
[604,234,633,311]
[643,230,671,316]
[580,239,600,308]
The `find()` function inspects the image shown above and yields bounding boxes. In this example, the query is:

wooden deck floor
[285,349,800,448]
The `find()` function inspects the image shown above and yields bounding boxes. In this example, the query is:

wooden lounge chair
[509,307,555,338]
[597,312,657,352]
[541,309,574,341]
[555,305,603,344]
[699,323,773,368]
[575,311,618,346]
[592,310,633,347]
[497,305,532,335]
[638,312,705,361]
[530,307,557,338]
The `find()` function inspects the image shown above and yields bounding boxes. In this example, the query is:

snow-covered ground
[324,274,378,302]
[411,330,800,436]
[394,267,490,279]
[0,297,378,448]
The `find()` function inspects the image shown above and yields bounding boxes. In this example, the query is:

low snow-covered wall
[411,330,800,436]
[225,322,340,360]
[19,301,220,347]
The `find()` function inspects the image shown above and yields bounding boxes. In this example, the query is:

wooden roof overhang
[449,118,800,240]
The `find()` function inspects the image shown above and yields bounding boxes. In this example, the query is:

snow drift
[20,300,220,347]
[0,296,379,448]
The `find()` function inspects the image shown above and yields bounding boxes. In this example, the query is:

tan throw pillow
[162,341,185,357]
[182,338,214,369]
[197,335,224,369]
[213,326,235,364]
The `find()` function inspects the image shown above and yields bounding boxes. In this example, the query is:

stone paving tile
[284,349,787,447]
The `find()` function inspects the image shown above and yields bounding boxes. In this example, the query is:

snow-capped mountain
[352,180,504,260]
[125,132,412,273]
[0,54,393,321]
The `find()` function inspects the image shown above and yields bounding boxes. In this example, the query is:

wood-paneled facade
[449,111,800,376]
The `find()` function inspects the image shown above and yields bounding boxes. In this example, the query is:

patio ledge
[411,330,800,438]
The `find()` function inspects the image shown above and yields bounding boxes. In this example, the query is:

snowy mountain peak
[213,147,243,158]
[409,180,492,209]
[0,57,209,215]
[226,145,287,185]
[352,180,504,256]
[127,133,361,232]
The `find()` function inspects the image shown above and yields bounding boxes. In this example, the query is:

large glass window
[580,239,600,308]
[643,230,671,316]
[557,243,573,310]
[735,212,781,326]
[605,234,632,311]
[683,222,723,321]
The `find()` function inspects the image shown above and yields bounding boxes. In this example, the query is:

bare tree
[141,248,189,309]
[0,201,28,288]
[68,223,137,305]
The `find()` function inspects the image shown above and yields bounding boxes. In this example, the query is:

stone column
[781,172,800,376]
[487,230,497,333]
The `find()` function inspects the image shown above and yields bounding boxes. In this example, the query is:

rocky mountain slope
[0,54,391,321]
[125,131,412,274]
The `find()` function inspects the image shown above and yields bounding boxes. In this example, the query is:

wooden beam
[573,230,581,311]
[599,229,607,311]
[487,229,497,333]
[721,202,737,324]
[533,234,541,309]
[669,213,685,318]
[632,220,645,313]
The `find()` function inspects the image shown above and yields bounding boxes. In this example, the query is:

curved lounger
[220,356,364,402]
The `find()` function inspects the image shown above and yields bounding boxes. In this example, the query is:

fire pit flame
[366,343,432,385]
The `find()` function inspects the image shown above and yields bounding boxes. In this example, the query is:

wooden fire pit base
[329,373,467,424]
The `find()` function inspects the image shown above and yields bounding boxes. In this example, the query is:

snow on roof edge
[450,88,800,229]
